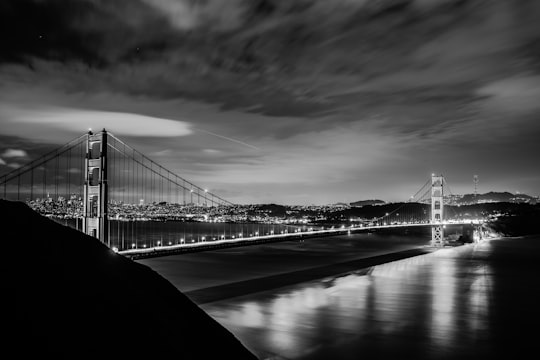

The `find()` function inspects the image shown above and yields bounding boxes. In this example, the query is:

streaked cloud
[1,105,193,139]
[203,149,223,155]
[0,0,539,203]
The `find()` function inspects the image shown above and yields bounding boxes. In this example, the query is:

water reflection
[430,249,457,349]
[203,243,496,359]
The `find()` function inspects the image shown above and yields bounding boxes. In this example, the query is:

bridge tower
[83,129,109,245]
[431,174,444,247]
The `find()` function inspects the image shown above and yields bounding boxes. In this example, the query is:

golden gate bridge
[0,129,485,258]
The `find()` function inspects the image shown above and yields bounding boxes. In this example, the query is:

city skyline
[1,0,539,205]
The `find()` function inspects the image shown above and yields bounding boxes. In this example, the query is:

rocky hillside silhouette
[1,200,256,360]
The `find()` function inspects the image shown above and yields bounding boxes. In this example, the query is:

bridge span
[0,129,487,258]
[119,220,486,259]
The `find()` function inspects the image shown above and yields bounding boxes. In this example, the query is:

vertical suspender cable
[67,147,71,200]
[17,171,20,200]
[30,166,34,201]
[55,155,59,201]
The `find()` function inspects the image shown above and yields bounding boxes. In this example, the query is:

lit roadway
[118,219,485,258]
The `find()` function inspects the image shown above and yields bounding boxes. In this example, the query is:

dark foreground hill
[0,200,257,360]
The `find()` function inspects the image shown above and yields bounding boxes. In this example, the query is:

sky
[1,0,539,205]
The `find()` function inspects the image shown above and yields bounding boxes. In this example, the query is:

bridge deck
[119,220,483,259]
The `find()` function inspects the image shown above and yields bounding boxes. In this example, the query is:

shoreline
[185,246,437,304]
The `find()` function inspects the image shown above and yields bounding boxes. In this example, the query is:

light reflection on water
[203,243,495,360]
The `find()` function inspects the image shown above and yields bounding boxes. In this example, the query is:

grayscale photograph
[1,1,539,359]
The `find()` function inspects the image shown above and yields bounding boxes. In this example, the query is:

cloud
[477,75,540,114]
[152,149,174,156]
[1,105,193,138]
[1,149,28,158]
[202,148,222,154]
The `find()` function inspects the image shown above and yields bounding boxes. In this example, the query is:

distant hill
[456,192,536,204]
[1,200,256,359]
[350,199,386,207]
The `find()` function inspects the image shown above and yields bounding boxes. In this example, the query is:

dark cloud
[3,0,539,120]
[0,0,175,64]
